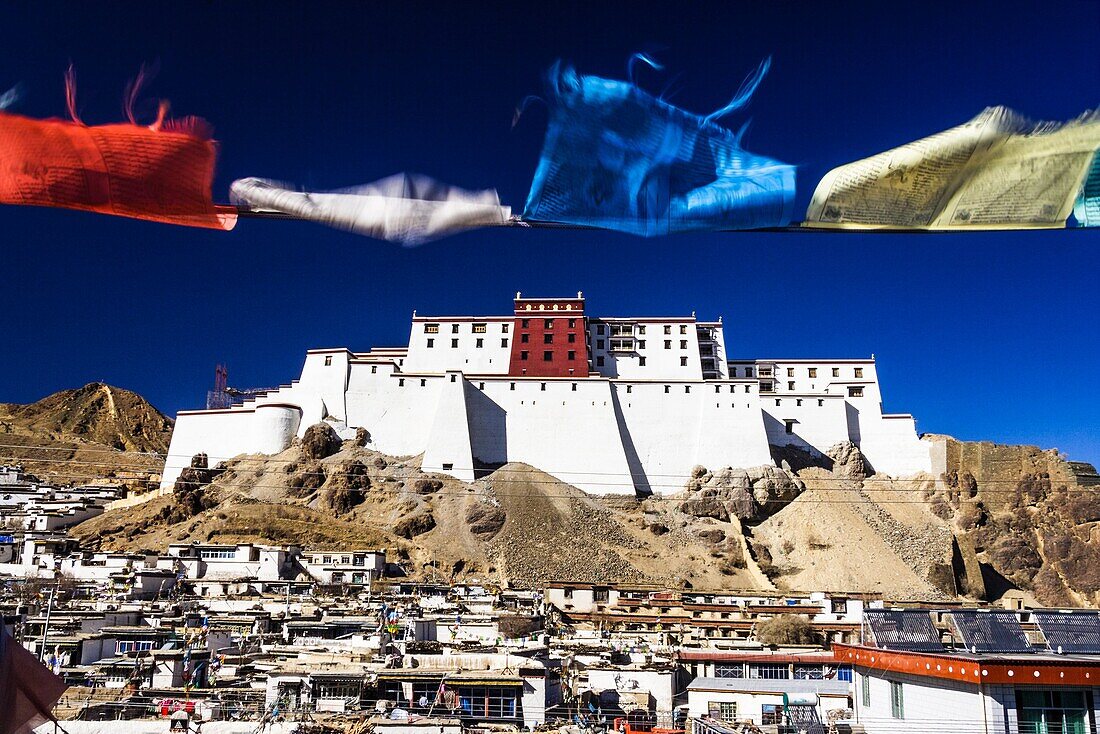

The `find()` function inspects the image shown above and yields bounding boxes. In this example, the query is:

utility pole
[38,582,57,663]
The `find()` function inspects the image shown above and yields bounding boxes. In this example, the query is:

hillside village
[2,382,1100,734]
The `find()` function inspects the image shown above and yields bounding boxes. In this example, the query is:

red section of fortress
[507,295,590,377]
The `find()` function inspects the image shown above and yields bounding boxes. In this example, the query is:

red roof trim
[833,643,1100,686]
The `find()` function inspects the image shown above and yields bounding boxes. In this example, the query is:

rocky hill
[10,369,1081,605]
[0,383,171,487]
[923,436,1100,607]
[68,416,1100,605]
[71,423,764,589]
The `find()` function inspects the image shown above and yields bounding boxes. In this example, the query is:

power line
[0,442,1080,486]
[0,465,1077,501]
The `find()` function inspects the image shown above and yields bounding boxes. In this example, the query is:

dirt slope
[0,383,170,487]
[65,416,1100,604]
[70,431,758,589]
[749,471,953,600]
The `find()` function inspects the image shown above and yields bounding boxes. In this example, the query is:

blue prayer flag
[522,60,795,235]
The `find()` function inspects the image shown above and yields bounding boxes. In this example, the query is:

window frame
[890,680,904,719]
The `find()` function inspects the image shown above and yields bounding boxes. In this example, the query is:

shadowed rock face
[301,423,342,460]
[929,437,1100,606]
[465,501,506,538]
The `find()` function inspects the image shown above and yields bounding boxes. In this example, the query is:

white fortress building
[162,292,932,494]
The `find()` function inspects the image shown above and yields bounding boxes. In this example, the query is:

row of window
[519,350,576,362]
[593,338,690,350]
[594,323,689,335]
[198,549,237,559]
[787,382,862,393]
[594,355,667,367]
[522,332,576,344]
[861,676,904,719]
[714,663,850,680]
[427,338,507,349]
[766,388,864,401]
[424,323,511,334]
[730,366,865,379]
[116,640,155,653]
[522,318,576,329]
[312,555,368,565]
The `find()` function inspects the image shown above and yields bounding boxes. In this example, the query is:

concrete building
[162,292,932,494]
[837,608,1100,734]
[686,676,850,729]
[301,549,386,585]
[166,543,299,582]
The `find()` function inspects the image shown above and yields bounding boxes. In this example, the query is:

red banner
[0,112,236,230]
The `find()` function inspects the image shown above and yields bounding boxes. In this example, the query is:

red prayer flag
[0,624,69,734]
[0,111,236,230]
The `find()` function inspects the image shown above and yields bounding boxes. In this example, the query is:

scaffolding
[205,364,276,410]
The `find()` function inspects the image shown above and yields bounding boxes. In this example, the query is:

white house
[686,677,850,729]
[839,641,1100,734]
[162,292,933,494]
[166,543,298,583]
[301,549,386,584]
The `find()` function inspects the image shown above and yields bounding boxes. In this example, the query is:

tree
[755,614,822,646]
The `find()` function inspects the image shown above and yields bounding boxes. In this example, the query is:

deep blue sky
[1,2,1098,463]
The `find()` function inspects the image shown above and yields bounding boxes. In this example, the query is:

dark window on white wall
[890,681,904,719]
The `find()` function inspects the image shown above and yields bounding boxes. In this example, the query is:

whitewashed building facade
[163,293,932,494]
